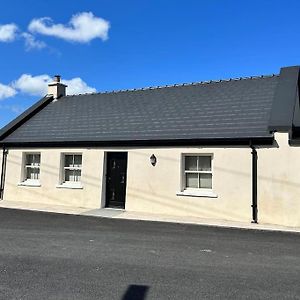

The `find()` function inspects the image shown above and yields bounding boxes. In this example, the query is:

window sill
[176,190,218,198]
[56,183,83,190]
[18,181,41,187]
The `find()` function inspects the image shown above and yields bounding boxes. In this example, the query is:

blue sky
[1,0,300,128]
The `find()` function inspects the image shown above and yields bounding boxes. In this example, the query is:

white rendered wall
[3,146,252,222]
[2,133,300,227]
[4,149,104,208]
[258,133,300,227]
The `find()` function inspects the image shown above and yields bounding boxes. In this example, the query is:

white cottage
[1,67,300,227]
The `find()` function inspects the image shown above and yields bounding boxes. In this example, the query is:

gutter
[0,147,8,200]
[1,137,274,148]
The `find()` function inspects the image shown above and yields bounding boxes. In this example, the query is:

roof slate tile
[2,75,279,143]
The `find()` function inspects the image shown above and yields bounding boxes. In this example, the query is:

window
[184,155,212,190]
[62,154,82,184]
[23,153,41,182]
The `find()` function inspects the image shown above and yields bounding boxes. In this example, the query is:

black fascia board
[288,137,300,146]
[0,95,53,141]
[269,66,300,132]
[290,124,300,141]
[0,137,274,148]
[293,86,300,126]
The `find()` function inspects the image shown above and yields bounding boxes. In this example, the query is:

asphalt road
[0,209,299,300]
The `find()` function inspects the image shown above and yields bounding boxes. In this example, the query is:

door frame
[100,152,108,208]
[104,151,128,209]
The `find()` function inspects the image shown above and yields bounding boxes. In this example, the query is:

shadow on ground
[122,285,149,300]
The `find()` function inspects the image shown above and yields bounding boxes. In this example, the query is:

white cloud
[28,12,110,43]
[62,78,96,94]
[12,74,96,96]
[0,23,18,42]
[0,12,110,51]
[0,83,17,100]
[22,33,46,50]
[0,24,46,50]
[13,74,51,96]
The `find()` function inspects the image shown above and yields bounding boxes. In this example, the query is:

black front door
[105,152,128,209]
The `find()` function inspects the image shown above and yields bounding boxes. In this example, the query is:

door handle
[121,174,125,184]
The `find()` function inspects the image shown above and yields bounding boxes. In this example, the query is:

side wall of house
[2,133,300,227]
[258,133,300,227]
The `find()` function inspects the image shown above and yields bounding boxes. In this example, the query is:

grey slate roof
[0,96,52,142]
[1,75,279,144]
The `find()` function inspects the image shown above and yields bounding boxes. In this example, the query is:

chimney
[48,75,67,99]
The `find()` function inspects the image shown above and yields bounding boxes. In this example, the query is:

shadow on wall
[122,285,149,300]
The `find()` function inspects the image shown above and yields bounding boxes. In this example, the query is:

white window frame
[177,153,217,198]
[19,152,41,187]
[57,153,83,189]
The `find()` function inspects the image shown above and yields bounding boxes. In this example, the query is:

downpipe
[0,147,8,200]
[251,146,258,223]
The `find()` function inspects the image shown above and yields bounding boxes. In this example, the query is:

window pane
[185,156,197,171]
[186,173,198,188]
[35,168,40,180]
[65,169,81,182]
[26,167,40,180]
[25,154,40,166]
[26,167,32,179]
[64,155,73,167]
[65,169,73,181]
[199,173,212,189]
[73,155,82,167]
[26,154,34,165]
[74,170,81,182]
[33,154,40,165]
[198,156,211,171]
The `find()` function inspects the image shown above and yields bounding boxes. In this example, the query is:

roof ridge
[64,73,279,97]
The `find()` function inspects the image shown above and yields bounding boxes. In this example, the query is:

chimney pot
[54,75,61,83]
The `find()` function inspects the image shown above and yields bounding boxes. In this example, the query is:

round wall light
[150,154,157,166]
